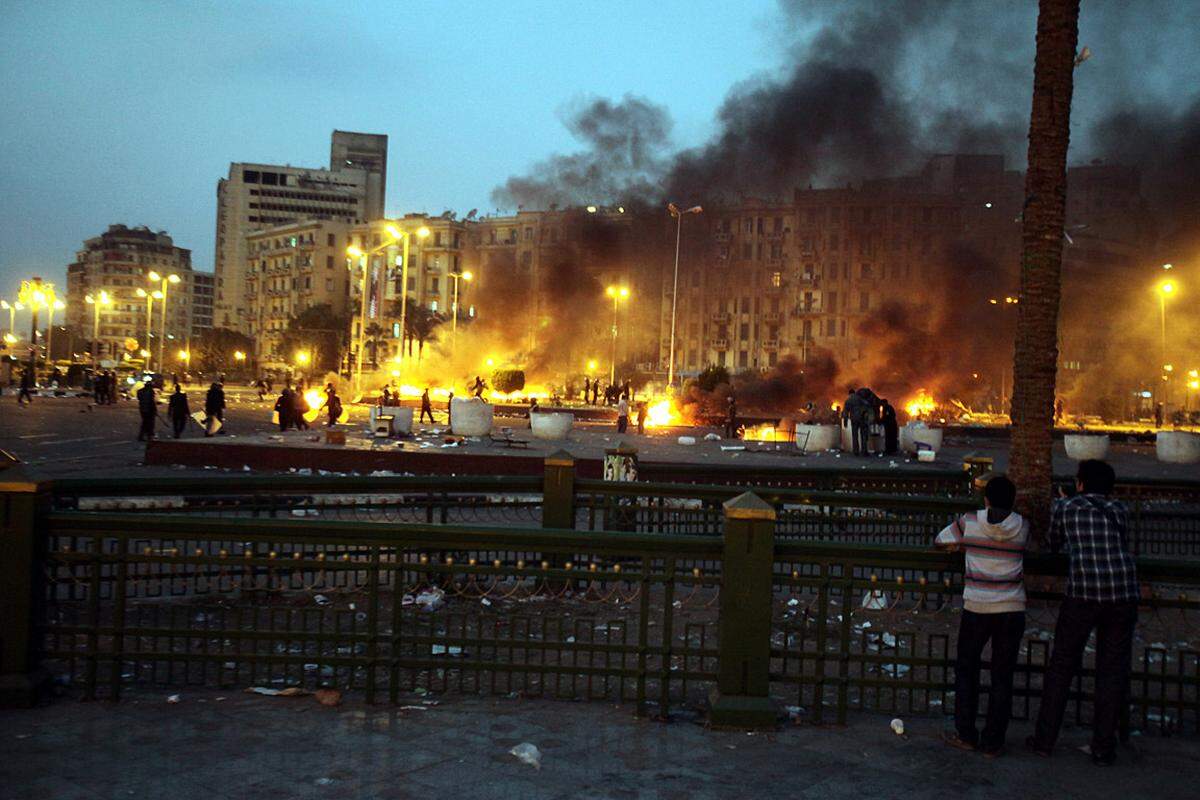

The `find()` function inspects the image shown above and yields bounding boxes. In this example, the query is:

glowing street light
[233,350,246,362]
[587,359,597,372]
[136,288,163,370]
[148,271,181,374]
[1,299,23,336]
[667,202,702,386]
[1158,279,1178,405]
[606,285,630,385]
[85,290,113,369]
[177,349,190,363]
[18,278,53,370]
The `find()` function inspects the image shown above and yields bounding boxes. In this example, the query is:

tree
[279,303,349,373]
[193,327,254,374]
[697,365,731,393]
[364,322,387,367]
[401,304,445,362]
[1008,0,1081,535]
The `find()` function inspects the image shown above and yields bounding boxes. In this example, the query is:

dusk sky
[0,0,784,296]
[2,1,1197,300]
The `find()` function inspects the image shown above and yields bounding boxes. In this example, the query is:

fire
[905,389,937,419]
[742,423,789,442]
[644,398,680,428]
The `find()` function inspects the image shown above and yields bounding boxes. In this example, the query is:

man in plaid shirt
[1027,460,1139,765]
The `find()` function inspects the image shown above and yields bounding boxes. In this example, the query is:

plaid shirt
[1049,494,1139,602]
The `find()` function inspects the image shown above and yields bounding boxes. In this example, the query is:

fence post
[710,491,777,728]
[542,450,576,530]
[0,465,50,707]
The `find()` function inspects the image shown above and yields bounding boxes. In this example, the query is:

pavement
[1,385,1194,481]
[2,689,1197,799]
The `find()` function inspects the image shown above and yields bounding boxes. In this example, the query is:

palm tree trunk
[1009,0,1080,536]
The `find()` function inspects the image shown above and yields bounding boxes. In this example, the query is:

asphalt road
[0,385,288,478]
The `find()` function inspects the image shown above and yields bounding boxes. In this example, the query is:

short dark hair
[1076,459,1116,494]
[984,475,1017,509]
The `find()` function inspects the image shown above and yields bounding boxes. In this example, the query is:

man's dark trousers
[955,610,1025,749]
[138,412,156,441]
[1033,597,1138,758]
[851,421,868,455]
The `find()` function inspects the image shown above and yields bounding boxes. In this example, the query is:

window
[327,233,335,246]
[326,255,333,269]
[862,263,873,278]
[739,323,749,340]
[740,297,750,314]
[431,277,439,292]
[242,170,260,183]
[524,227,533,241]
[859,292,870,311]
[741,243,752,260]
[827,291,837,311]
[826,319,838,337]
[261,172,278,186]
[435,232,443,246]
[430,300,438,312]
[738,351,749,368]
[771,272,782,287]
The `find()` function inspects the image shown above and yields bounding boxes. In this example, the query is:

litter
[412,589,445,611]
[509,742,542,770]
[399,705,429,711]
[314,689,342,707]
[166,694,181,704]
[890,718,905,735]
[787,598,800,607]
[720,445,745,452]
[784,705,805,718]
[862,590,888,610]
[480,598,492,607]
[677,436,696,446]
[315,778,334,786]
[244,686,310,697]
[703,433,721,441]
[314,595,331,606]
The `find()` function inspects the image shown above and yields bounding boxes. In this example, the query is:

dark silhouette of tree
[1009,0,1081,535]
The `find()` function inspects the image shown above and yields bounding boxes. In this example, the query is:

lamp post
[136,288,163,370]
[18,278,50,373]
[1,300,22,336]
[384,223,430,368]
[1158,279,1177,407]
[449,270,473,348]
[605,285,630,385]
[85,291,113,370]
[666,203,702,386]
[148,271,180,375]
[45,298,65,368]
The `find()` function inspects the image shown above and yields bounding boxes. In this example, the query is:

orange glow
[905,389,937,418]
[644,398,680,428]
[743,423,788,442]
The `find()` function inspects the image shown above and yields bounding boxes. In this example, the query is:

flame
[742,423,790,442]
[644,398,680,428]
[905,389,937,418]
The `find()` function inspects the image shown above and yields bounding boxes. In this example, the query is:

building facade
[65,225,201,367]
[191,272,214,337]
[243,220,353,370]
[214,130,387,333]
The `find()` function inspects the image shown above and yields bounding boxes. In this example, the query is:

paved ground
[2,385,1190,481]
[2,689,1197,799]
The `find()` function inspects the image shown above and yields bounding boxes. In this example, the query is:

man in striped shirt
[935,475,1029,757]
[1027,459,1139,766]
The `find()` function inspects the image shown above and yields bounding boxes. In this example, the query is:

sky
[2,0,1197,302]
[0,0,783,295]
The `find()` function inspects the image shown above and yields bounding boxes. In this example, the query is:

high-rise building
[65,225,202,367]
[214,130,387,333]
[191,272,214,337]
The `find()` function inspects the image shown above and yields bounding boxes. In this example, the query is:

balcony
[711,312,730,323]
[798,271,818,283]
[793,303,823,316]
[713,231,732,242]
[711,339,729,350]
[761,311,781,323]
[762,339,780,350]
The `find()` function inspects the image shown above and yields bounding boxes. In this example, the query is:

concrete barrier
[902,424,943,455]
[530,412,574,440]
[369,406,413,435]
[450,397,494,437]
[1156,431,1200,464]
[796,424,840,452]
[1064,433,1110,461]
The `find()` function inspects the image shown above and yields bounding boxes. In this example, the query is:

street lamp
[449,270,473,348]
[667,203,702,386]
[295,350,310,382]
[234,350,246,364]
[45,298,65,368]
[605,285,630,385]
[84,291,113,369]
[1,299,23,336]
[347,225,429,391]
[136,288,163,370]
[1158,279,1177,407]
[383,222,430,370]
[148,271,180,375]
[18,278,51,372]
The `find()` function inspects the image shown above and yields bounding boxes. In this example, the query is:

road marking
[34,436,108,446]
[18,433,58,440]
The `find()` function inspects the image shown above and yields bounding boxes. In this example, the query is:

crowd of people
[936,460,1140,765]
[839,386,899,456]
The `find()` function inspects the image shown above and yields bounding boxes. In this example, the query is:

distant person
[1027,460,1139,766]
[616,394,629,433]
[583,377,591,404]
[591,380,600,406]
[880,399,899,455]
[636,400,647,435]
[381,386,392,407]
[1154,402,1164,429]
[167,384,190,439]
[529,397,540,417]
[419,388,435,424]
[936,475,1029,757]
[17,367,34,405]
[1054,397,1065,424]
[325,386,343,426]
[471,375,486,398]
[843,387,870,456]
[723,395,738,439]
[204,381,225,436]
[274,387,294,431]
[135,380,156,441]
[447,391,454,428]
[293,385,310,431]
[255,378,267,401]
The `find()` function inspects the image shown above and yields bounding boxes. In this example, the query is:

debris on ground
[314,688,343,706]
[509,742,542,769]
[244,686,310,697]
[166,694,181,704]
[890,718,905,735]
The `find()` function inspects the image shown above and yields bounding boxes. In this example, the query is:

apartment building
[214,130,386,333]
